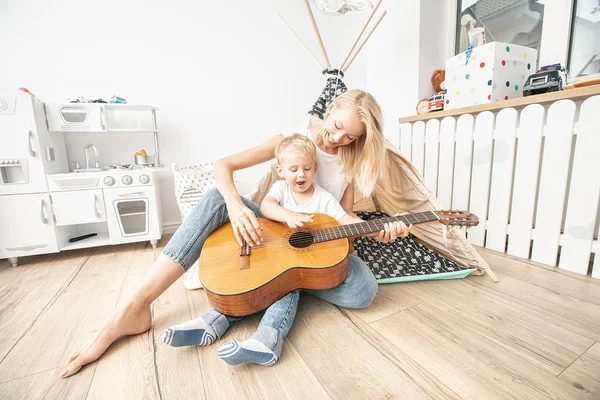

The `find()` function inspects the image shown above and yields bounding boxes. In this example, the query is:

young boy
[163,134,407,367]
[259,133,361,229]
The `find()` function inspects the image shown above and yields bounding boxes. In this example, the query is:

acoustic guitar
[199,210,478,316]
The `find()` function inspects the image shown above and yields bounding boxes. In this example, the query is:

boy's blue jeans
[163,188,378,356]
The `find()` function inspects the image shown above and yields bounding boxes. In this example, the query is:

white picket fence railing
[399,96,600,278]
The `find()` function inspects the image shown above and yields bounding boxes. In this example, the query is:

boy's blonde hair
[316,89,385,197]
[275,133,317,164]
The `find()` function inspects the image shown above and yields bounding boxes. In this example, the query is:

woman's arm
[339,183,358,218]
[338,213,363,225]
[214,134,284,202]
[339,184,411,242]
[213,133,284,246]
[339,212,412,241]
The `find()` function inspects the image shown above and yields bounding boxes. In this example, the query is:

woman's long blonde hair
[316,89,385,197]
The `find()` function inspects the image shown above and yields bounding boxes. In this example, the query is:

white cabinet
[0,194,59,258]
[46,104,158,133]
[51,189,106,226]
[0,92,50,195]
[45,103,162,166]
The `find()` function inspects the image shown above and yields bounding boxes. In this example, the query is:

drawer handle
[100,106,106,130]
[7,244,48,252]
[93,194,101,218]
[117,191,145,197]
[28,130,36,157]
[39,198,48,224]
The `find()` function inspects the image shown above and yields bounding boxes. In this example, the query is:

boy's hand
[285,212,314,229]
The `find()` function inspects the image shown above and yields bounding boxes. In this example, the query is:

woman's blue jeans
[163,188,378,356]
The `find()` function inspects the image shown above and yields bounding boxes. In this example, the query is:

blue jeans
[163,188,378,356]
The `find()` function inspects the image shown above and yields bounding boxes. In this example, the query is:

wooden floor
[1,236,599,400]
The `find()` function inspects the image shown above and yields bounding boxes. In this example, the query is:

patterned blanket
[353,212,475,283]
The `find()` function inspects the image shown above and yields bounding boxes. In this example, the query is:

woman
[61,89,410,378]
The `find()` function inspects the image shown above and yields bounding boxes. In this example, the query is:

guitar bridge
[239,241,251,270]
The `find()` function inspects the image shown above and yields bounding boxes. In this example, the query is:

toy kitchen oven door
[103,172,163,246]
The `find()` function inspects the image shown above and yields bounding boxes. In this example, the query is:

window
[569,0,600,77]
[456,0,547,70]
[455,0,600,78]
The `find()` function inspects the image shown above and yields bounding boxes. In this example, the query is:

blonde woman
[61,89,410,377]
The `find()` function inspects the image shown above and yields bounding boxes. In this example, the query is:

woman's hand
[285,212,314,229]
[227,198,263,247]
[374,214,413,243]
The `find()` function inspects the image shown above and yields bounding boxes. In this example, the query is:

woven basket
[172,163,216,222]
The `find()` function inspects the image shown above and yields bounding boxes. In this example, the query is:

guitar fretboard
[311,211,439,243]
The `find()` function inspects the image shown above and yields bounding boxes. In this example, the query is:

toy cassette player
[523,63,568,96]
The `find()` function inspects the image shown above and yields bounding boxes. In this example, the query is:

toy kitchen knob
[122,175,133,185]
[139,174,150,184]
[103,176,116,186]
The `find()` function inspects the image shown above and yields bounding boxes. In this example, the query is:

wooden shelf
[398,84,600,124]
[62,129,159,134]
[104,104,159,111]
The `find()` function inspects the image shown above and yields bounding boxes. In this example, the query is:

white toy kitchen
[0,87,163,267]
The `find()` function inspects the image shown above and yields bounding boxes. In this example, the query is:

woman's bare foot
[60,254,185,379]
[60,303,152,378]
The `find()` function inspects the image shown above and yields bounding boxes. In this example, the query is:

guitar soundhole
[288,231,314,248]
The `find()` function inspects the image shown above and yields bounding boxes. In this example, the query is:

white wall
[0,0,368,229]
[367,0,455,148]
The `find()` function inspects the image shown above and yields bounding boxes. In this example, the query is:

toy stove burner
[106,163,133,170]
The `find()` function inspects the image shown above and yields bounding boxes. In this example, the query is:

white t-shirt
[283,127,348,202]
[266,181,347,222]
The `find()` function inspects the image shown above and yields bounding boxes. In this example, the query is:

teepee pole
[277,13,325,70]
[342,10,387,73]
[303,0,331,69]
[340,0,383,72]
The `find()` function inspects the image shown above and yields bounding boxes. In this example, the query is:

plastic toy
[523,63,568,96]
[428,91,445,112]
[416,69,445,114]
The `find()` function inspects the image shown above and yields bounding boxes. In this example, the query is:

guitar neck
[311,211,439,243]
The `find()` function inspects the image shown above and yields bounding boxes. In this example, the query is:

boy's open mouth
[296,180,306,186]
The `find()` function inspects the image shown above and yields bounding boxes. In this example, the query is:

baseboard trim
[163,221,182,234]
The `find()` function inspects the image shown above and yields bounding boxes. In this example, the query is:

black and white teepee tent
[278,0,387,120]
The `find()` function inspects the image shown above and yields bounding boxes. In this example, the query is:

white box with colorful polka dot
[444,42,538,110]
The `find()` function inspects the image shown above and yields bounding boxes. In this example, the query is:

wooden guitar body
[199,213,349,316]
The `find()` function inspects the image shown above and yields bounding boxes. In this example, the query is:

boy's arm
[260,195,292,223]
[260,195,314,228]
